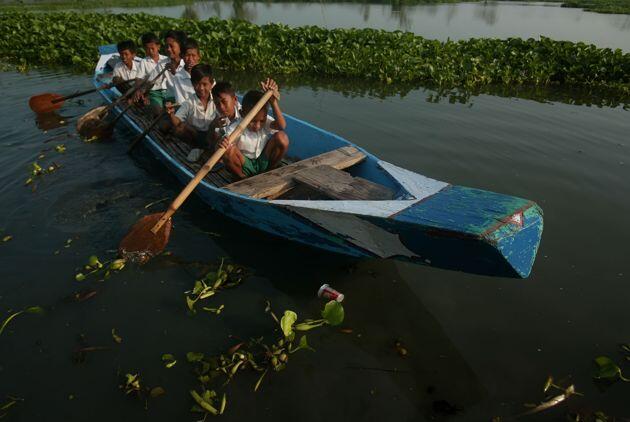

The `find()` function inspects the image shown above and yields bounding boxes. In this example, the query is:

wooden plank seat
[293,165,394,200]
[224,146,366,199]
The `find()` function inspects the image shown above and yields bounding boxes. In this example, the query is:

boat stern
[483,203,544,278]
[390,185,544,278]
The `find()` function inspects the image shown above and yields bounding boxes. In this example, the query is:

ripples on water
[0,69,629,420]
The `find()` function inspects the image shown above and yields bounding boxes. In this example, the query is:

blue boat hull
[93,45,543,278]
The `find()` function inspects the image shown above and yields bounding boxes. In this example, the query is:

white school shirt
[175,95,216,131]
[112,58,141,81]
[138,55,174,91]
[225,115,276,159]
[211,105,241,137]
[169,68,195,104]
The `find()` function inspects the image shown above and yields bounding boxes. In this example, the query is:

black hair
[163,30,187,58]
[242,90,267,112]
[212,81,235,98]
[183,38,200,54]
[140,32,160,46]
[190,64,214,85]
[164,30,187,46]
[117,40,136,54]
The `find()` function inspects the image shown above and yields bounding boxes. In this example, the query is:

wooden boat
[94,44,543,278]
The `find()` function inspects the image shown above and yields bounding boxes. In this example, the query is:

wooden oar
[28,82,128,113]
[118,90,274,263]
[127,108,169,153]
[76,65,170,139]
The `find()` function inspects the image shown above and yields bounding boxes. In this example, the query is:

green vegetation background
[1,11,629,95]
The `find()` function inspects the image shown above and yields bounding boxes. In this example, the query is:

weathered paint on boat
[94,44,543,278]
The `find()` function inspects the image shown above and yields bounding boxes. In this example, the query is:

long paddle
[76,65,170,139]
[118,90,274,263]
[29,84,119,113]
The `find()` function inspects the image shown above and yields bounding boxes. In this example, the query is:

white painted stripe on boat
[271,199,417,218]
[96,53,116,72]
[290,207,417,259]
[272,161,448,217]
[377,160,449,200]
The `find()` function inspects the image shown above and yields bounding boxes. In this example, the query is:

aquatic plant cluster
[562,0,630,14]
[1,11,629,92]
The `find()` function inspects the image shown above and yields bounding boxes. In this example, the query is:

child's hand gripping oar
[118,90,274,263]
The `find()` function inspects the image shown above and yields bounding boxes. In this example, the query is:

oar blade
[118,213,172,264]
[29,93,63,113]
[76,105,112,139]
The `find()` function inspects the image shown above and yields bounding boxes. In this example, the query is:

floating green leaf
[186,352,204,362]
[109,259,126,271]
[112,328,122,344]
[162,353,177,368]
[322,300,345,326]
[150,386,165,398]
[280,310,297,338]
[0,305,44,335]
[2,235,12,242]
[253,368,268,392]
[219,393,227,415]
[75,273,86,282]
[24,306,44,314]
[190,390,218,415]
[593,356,630,382]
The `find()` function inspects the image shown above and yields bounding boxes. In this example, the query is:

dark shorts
[194,130,209,149]
[242,155,269,177]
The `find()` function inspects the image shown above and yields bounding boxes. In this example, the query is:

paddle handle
[52,87,100,103]
[52,80,129,104]
[151,90,274,234]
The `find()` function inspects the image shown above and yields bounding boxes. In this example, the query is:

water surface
[0,69,629,420]
[90,1,630,50]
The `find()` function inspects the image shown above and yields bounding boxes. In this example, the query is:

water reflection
[97,0,630,51]
[220,70,630,109]
[181,4,199,20]
[474,2,497,26]
[34,111,70,131]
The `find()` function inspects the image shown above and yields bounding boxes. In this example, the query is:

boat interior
[97,52,409,202]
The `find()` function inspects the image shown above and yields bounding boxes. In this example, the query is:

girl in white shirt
[169,38,201,104]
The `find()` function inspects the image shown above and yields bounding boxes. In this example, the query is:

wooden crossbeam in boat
[292,165,393,200]
[224,146,366,199]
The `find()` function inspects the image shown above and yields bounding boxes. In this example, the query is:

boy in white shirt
[136,31,185,112]
[218,79,289,179]
[165,64,216,157]
[112,40,141,91]
[208,81,241,145]
[135,32,169,109]
[169,38,201,104]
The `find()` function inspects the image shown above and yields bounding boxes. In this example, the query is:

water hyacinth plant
[185,300,345,417]
[0,12,629,93]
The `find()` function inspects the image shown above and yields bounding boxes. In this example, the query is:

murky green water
[88,1,630,50]
[1,67,629,420]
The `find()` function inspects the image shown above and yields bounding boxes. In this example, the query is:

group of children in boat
[110,31,289,179]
